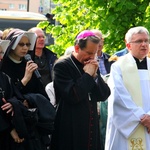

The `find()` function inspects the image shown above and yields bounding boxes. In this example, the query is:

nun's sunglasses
[18,43,31,47]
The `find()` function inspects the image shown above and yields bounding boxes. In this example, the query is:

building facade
[0,0,55,14]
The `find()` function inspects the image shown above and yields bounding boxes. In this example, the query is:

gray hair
[125,26,150,43]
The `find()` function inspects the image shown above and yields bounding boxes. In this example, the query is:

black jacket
[51,54,110,150]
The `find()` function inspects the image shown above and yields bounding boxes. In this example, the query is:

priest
[105,26,150,150]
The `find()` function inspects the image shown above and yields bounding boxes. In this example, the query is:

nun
[0,29,56,150]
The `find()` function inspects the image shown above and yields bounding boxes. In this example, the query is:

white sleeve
[45,82,56,106]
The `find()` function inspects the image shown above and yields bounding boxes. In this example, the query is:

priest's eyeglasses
[18,43,31,47]
[129,39,150,44]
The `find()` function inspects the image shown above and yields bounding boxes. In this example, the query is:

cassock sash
[118,54,146,150]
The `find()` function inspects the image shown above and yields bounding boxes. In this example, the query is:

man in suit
[91,29,112,75]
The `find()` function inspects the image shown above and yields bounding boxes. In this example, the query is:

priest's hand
[140,114,150,133]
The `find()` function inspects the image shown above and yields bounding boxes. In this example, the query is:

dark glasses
[18,43,31,47]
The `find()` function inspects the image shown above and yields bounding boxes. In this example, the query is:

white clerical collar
[8,55,22,64]
[139,59,143,62]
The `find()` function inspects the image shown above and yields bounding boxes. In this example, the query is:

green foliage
[38,0,150,56]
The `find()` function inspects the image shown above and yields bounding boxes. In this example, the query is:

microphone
[24,54,41,79]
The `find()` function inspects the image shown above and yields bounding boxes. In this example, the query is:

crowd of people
[0,25,150,150]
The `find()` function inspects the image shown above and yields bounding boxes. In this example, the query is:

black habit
[50,54,110,150]
[0,71,28,150]
[0,56,47,97]
[0,58,56,150]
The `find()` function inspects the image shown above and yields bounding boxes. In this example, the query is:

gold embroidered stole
[118,54,146,150]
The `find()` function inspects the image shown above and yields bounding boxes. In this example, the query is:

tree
[38,0,150,56]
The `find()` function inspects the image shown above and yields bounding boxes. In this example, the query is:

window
[18,4,27,10]
[9,4,14,9]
